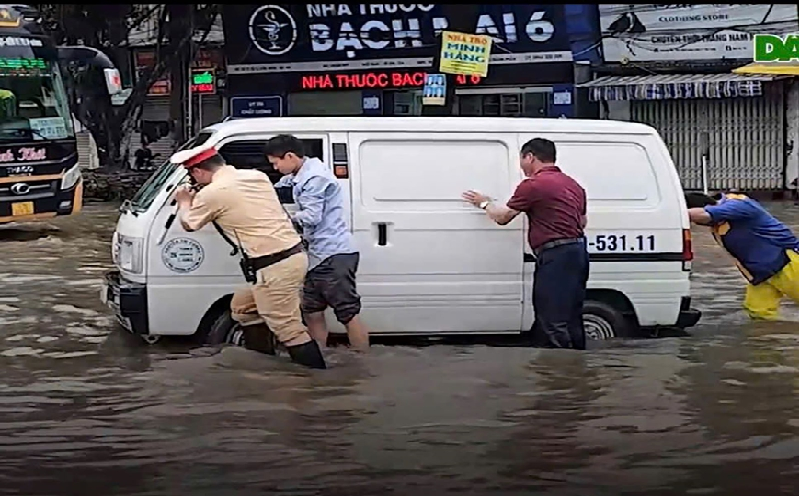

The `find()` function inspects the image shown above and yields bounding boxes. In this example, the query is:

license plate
[11,201,33,216]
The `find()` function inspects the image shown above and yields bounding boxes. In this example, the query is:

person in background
[172,145,327,369]
[134,140,154,170]
[686,191,799,320]
[462,138,589,350]
[265,134,370,352]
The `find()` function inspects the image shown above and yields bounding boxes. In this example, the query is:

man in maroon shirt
[462,138,589,350]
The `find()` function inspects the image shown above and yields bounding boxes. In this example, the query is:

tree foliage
[33,4,219,169]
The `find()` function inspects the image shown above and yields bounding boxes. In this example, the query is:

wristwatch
[479,200,489,210]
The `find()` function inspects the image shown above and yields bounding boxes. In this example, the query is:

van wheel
[204,310,245,346]
[583,300,630,340]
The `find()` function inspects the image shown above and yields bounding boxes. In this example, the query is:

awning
[576,73,781,102]
[733,62,799,76]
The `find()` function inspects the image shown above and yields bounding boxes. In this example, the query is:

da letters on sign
[754,34,799,62]
[439,31,492,77]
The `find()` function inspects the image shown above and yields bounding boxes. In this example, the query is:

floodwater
[2,202,799,495]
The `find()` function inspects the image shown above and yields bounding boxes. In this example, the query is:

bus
[0,4,121,224]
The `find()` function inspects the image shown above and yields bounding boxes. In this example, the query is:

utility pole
[168,4,191,144]
[186,8,195,138]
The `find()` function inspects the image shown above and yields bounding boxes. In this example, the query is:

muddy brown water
[1,202,799,495]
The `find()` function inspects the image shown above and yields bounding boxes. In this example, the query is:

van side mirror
[57,46,123,97]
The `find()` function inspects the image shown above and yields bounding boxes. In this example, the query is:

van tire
[204,310,245,346]
[583,300,630,340]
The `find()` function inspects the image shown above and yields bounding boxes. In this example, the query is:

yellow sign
[11,201,33,216]
[439,31,492,77]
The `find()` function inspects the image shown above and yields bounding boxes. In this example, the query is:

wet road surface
[3,203,799,495]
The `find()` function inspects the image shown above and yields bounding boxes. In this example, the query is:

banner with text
[224,4,571,74]
[600,4,799,62]
[439,31,492,77]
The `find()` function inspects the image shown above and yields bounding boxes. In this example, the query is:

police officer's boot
[287,340,327,369]
[241,323,277,355]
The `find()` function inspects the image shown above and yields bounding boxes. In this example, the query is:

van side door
[348,131,525,334]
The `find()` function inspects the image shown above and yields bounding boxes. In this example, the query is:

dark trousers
[530,240,590,350]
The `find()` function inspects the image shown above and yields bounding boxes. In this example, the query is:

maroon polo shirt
[506,166,587,251]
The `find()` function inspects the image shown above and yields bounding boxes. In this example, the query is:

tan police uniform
[179,161,309,345]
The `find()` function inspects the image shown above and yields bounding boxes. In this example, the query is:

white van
[101,117,701,345]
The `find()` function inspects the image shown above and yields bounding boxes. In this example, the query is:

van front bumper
[100,269,149,336]
[676,296,701,328]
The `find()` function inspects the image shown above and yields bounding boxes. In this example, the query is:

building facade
[125,7,227,163]
[581,4,799,192]
[222,4,600,120]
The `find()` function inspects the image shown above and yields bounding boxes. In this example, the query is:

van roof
[201,116,657,137]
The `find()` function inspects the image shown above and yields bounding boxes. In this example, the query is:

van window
[129,131,214,212]
[217,138,325,184]
[358,138,512,211]
[554,141,661,206]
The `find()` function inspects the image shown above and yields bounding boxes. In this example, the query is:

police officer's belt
[249,243,303,272]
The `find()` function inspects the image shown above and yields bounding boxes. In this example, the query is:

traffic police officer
[171,145,327,369]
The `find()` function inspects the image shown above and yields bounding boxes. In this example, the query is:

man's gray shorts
[302,252,362,325]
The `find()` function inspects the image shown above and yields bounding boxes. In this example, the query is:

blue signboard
[230,96,283,118]
[549,83,574,118]
[422,74,446,106]
[361,90,382,115]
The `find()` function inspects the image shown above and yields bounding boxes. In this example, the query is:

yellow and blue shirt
[705,194,799,285]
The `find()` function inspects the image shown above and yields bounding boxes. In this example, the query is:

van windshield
[128,131,213,213]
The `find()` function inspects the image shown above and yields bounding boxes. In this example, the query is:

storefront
[134,48,226,135]
[586,4,799,192]
[222,4,581,118]
[581,74,787,191]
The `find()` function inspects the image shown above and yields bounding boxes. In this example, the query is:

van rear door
[348,131,525,334]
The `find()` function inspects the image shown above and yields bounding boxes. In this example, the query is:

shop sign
[299,70,482,90]
[224,4,571,74]
[190,69,217,95]
[439,31,492,77]
[754,34,799,62]
[422,73,446,106]
[600,4,799,62]
[230,96,283,118]
[362,90,382,115]
[136,49,224,96]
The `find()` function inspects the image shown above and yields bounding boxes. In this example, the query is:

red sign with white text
[300,71,483,90]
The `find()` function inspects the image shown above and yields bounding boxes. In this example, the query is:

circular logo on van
[162,238,204,273]
[10,182,29,195]
[248,5,297,56]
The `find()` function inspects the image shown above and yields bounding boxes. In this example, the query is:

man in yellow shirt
[172,145,326,369]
